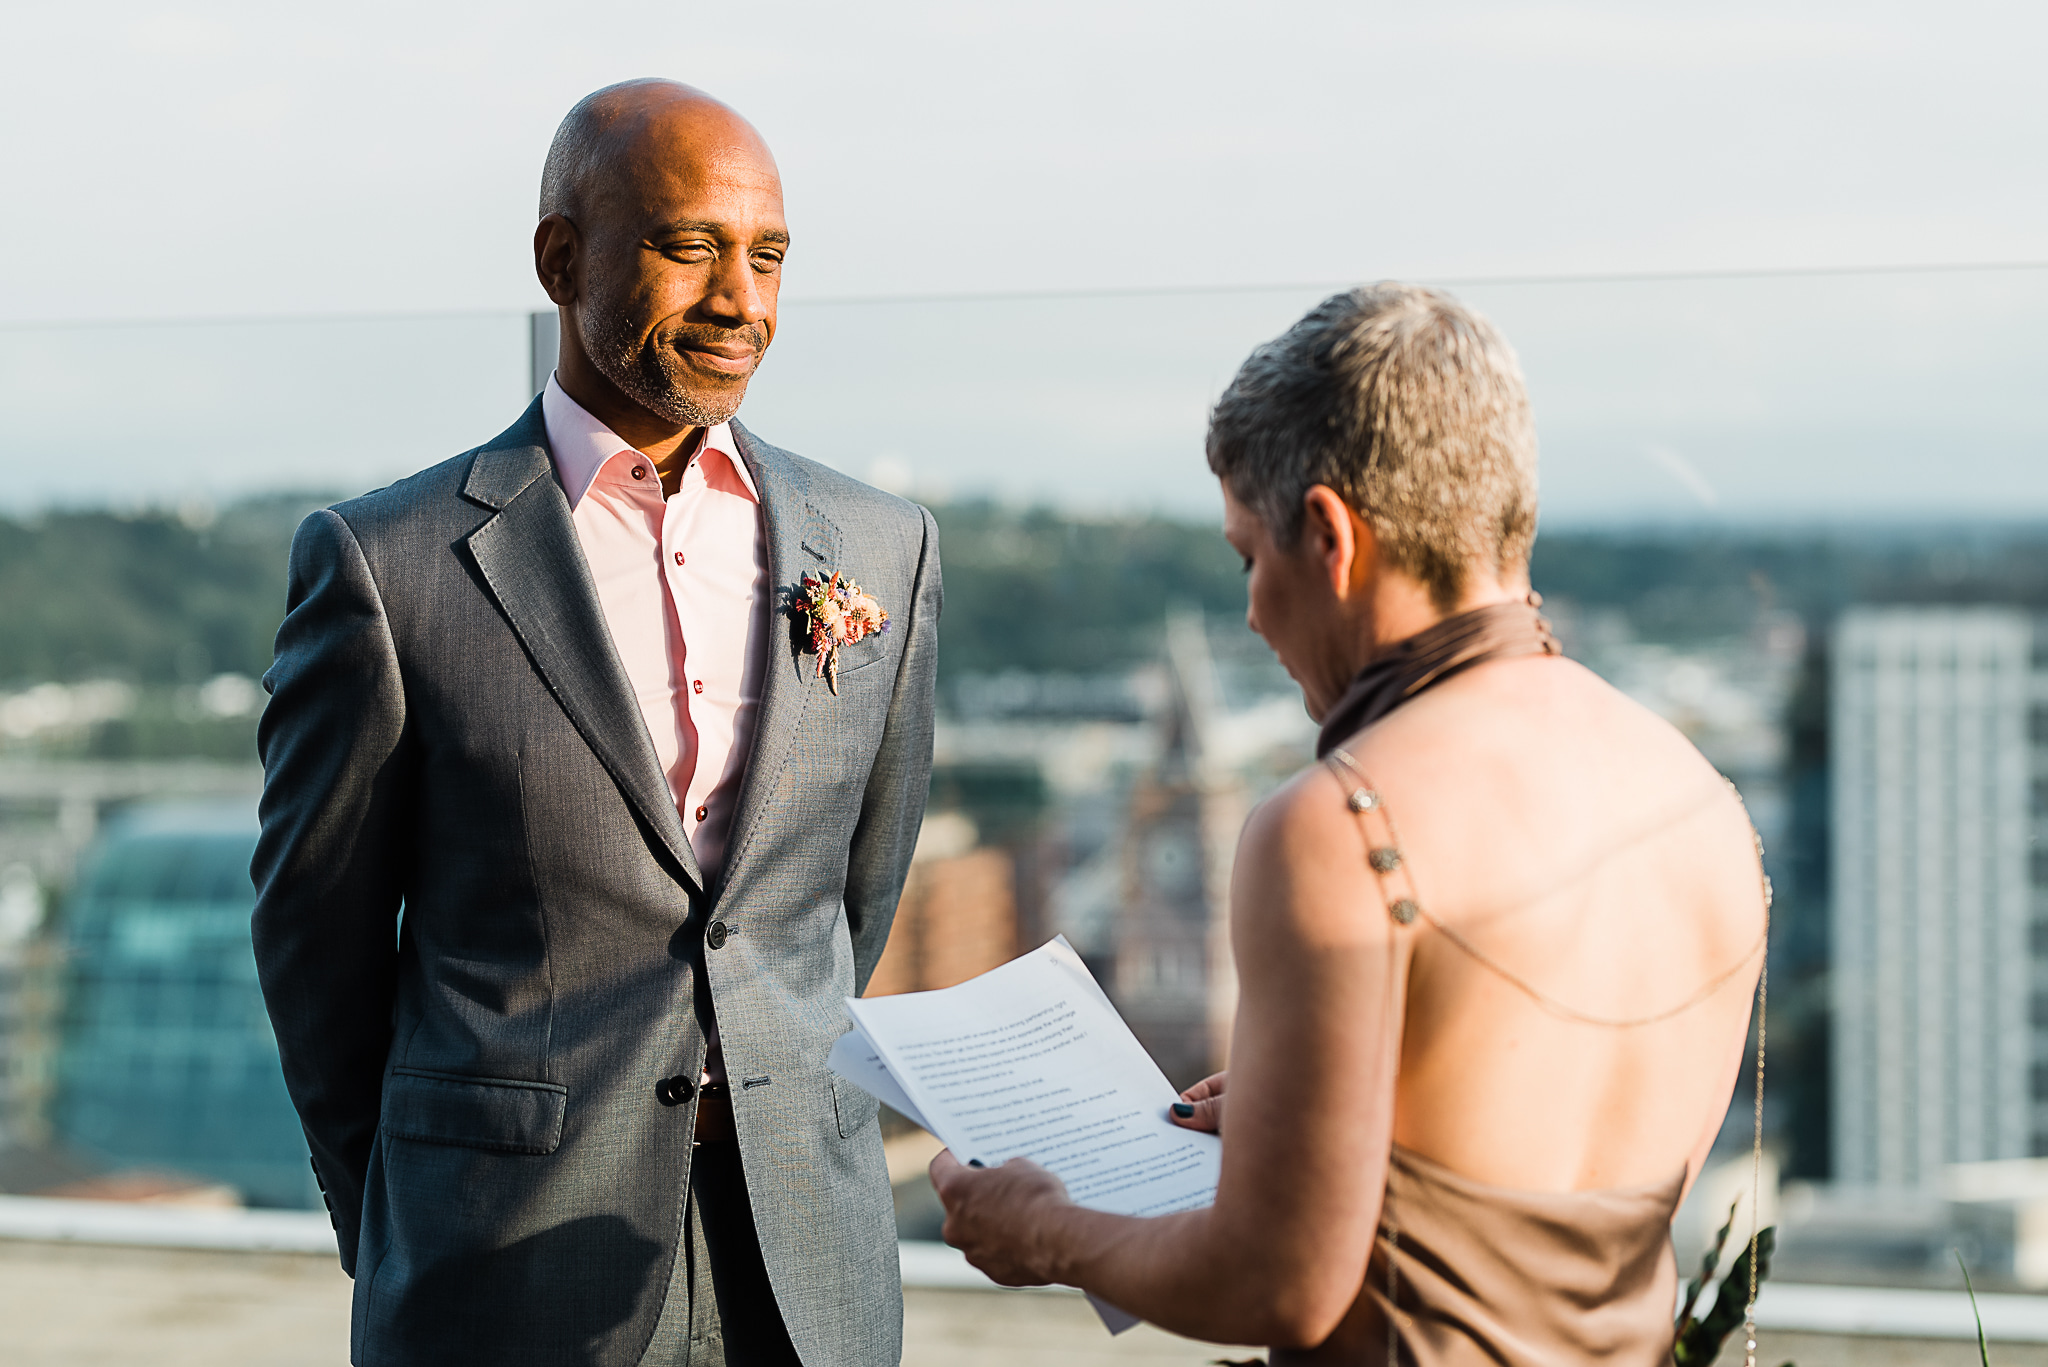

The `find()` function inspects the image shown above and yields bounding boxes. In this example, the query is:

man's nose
[702,255,768,327]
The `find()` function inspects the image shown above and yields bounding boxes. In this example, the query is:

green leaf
[1956,1250,1991,1367]
[1679,1198,1742,1341]
[1674,1227,1775,1366]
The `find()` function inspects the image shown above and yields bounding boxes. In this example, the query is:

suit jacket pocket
[382,1067,568,1155]
[831,1073,880,1139]
[831,632,891,677]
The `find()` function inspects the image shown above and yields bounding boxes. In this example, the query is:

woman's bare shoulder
[1233,763,1386,951]
[1240,761,1360,875]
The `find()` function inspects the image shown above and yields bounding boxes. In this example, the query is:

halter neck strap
[1315,594,1558,759]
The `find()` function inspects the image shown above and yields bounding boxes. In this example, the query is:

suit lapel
[461,403,705,895]
[719,422,840,896]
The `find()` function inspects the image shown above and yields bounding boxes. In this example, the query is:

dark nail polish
[1171,1102,1195,1118]
[967,1158,986,1168]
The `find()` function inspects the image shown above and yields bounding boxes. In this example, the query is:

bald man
[252,80,938,1367]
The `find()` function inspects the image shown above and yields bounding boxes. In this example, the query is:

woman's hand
[1170,1071,1227,1133]
[929,1149,1076,1287]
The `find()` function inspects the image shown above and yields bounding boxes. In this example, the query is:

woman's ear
[1301,486,1376,601]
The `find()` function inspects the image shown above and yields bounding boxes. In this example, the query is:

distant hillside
[926,502,1249,676]
[0,497,1251,691]
[4,494,2047,695]
[0,495,323,686]
[1531,526,2048,641]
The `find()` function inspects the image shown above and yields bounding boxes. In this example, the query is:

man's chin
[686,383,748,427]
[670,362,755,419]
[640,377,749,429]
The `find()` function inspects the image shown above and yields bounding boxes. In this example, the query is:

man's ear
[534,214,580,306]
[1301,486,1376,601]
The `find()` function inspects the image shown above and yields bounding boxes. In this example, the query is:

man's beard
[579,295,766,428]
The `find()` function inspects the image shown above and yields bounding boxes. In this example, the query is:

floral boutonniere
[787,571,890,695]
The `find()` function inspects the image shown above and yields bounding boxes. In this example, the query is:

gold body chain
[1324,746,1771,1367]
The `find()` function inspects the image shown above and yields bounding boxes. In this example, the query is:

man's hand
[1169,1071,1227,1134]
[928,1149,1074,1287]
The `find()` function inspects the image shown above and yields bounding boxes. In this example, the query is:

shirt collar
[541,373,758,509]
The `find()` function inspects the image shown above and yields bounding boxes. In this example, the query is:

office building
[865,811,1019,997]
[1832,607,2037,1189]
[55,802,315,1208]
[0,864,57,1149]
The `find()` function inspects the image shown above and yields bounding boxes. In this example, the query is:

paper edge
[1085,1290,1143,1334]
[827,1024,932,1132]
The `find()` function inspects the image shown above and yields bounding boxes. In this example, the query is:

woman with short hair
[930,284,1767,1365]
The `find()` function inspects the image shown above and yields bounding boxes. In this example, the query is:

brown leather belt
[694,1084,736,1143]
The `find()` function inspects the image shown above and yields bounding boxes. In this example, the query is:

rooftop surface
[4,1227,2048,1367]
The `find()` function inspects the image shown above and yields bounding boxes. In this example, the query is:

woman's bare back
[1339,651,1765,1195]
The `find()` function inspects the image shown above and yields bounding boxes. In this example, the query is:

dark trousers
[676,1141,803,1367]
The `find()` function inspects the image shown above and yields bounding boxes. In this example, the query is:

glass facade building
[1832,608,2039,1188]
[54,802,315,1208]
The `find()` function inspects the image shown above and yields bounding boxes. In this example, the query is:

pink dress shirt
[541,375,771,883]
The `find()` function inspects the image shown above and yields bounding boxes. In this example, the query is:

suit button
[706,920,729,950]
[655,1075,696,1106]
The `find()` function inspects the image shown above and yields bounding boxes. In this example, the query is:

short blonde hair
[1206,284,1538,611]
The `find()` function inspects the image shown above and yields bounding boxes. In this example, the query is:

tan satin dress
[1274,1145,1684,1366]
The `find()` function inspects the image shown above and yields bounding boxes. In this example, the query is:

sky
[1,1,2043,521]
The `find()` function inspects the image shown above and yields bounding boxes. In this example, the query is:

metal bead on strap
[1328,749,1422,931]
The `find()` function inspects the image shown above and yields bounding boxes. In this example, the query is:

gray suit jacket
[251,398,939,1367]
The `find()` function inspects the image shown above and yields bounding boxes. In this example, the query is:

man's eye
[751,252,783,272]
[1240,557,1253,575]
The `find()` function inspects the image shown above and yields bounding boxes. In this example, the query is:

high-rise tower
[1832,607,2035,1188]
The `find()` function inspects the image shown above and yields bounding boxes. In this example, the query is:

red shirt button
[695,805,708,821]
[673,551,685,566]
[692,680,704,694]
[630,465,647,481]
